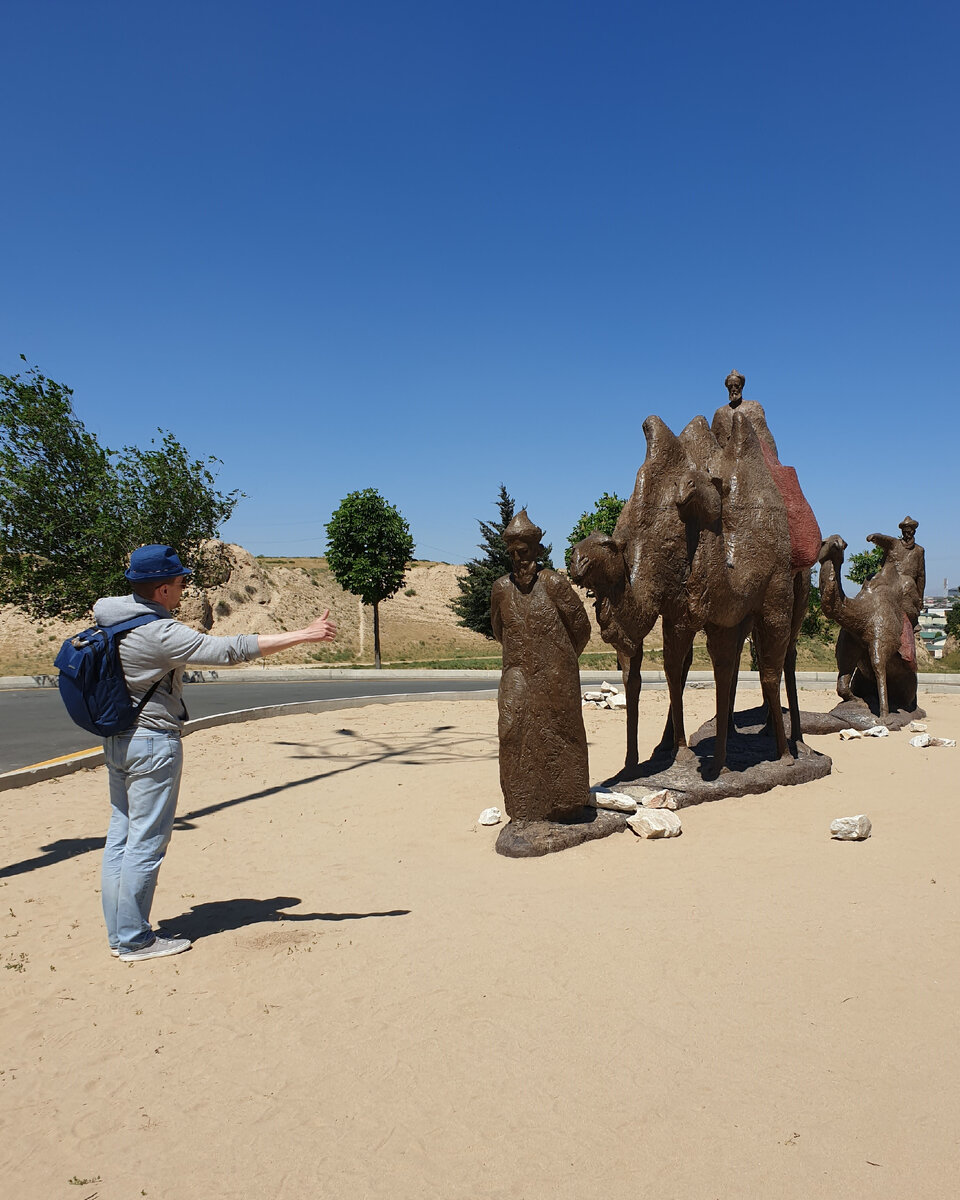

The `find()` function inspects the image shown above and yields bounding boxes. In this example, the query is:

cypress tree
[451,484,552,639]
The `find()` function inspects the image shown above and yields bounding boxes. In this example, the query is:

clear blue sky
[3,2,958,590]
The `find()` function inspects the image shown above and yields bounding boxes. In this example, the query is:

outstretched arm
[866,532,897,555]
[257,610,338,657]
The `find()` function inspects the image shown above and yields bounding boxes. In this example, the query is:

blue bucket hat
[124,545,193,583]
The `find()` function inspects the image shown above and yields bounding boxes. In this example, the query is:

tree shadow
[3,724,498,877]
[0,836,105,880]
[173,725,497,829]
[159,896,410,942]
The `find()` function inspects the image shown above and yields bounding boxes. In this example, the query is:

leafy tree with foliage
[800,584,834,642]
[116,430,241,567]
[846,545,885,586]
[0,360,242,620]
[946,599,960,641]
[325,488,414,668]
[564,492,626,567]
[450,484,553,639]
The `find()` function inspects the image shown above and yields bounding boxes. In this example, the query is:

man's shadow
[158,895,410,942]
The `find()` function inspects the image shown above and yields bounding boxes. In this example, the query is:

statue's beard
[513,562,538,589]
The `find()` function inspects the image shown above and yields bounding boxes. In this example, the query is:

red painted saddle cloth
[759,442,823,572]
[899,615,917,670]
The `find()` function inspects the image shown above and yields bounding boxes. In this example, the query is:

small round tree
[564,492,625,567]
[846,545,885,586]
[325,488,414,668]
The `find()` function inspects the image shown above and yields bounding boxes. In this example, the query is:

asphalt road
[0,678,498,774]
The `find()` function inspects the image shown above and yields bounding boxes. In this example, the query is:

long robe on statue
[491,568,591,822]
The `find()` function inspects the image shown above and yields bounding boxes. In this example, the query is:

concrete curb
[2,669,957,792]
[3,666,959,689]
[0,689,498,792]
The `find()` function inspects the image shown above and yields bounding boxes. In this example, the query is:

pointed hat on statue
[503,509,544,546]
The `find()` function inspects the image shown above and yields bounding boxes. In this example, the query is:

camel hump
[679,415,721,475]
[727,408,769,473]
[642,415,681,462]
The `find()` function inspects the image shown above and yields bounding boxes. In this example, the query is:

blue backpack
[54,616,166,737]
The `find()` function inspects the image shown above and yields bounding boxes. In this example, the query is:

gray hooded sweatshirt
[92,594,262,735]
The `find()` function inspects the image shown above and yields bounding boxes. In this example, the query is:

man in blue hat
[94,544,337,962]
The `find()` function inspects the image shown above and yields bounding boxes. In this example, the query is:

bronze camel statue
[817,533,918,718]
[571,412,802,775]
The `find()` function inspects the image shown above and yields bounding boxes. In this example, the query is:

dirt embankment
[0,542,613,674]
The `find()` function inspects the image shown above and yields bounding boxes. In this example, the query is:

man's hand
[257,609,338,657]
[304,609,337,643]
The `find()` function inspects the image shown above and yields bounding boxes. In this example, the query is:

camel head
[675,416,722,526]
[568,531,626,597]
[817,534,847,566]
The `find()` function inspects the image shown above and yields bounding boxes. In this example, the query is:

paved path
[0,678,498,774]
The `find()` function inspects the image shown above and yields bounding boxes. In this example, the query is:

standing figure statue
[491,510,592,822]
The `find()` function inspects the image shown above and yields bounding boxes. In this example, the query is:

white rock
[909,733,931,748]
[627,809,682,838]
[583,690,604,702]
[863,725,889,737]
[478,807,502,826]
[937,738,957,747]
[599,681,619,694]
[830,814,872,840]
[588,789,637,813]
[839,728,863,740]
[639,788,679,810]
[607,692,628,709]
[909,721,927,733]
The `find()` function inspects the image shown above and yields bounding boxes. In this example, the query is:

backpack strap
[101,614,172,721]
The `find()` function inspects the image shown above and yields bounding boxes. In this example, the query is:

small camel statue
[817,534,918,718]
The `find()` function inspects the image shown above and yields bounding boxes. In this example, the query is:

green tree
[846,545,885,586]
[800,584,834,642]
[564,492,626,567]
[450,484,553,639]
[0,361,242,620]
[115,430,241,565]
[946,599,960,641]
[325,488,414,668]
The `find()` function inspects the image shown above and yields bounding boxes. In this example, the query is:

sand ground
[1,687,958,1199]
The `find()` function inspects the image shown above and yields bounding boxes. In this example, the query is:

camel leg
[835,629,858,703]
[869,641,890,720]
[753,616,791,762]
[783,639,803,747]
[622,649,643,769]
[705,625,742,775]
[659,627,695,763]
[728,630,749,733]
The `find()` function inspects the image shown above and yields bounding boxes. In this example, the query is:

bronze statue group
[491,371,925,855]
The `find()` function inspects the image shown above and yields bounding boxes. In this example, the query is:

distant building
[919,605,950,658]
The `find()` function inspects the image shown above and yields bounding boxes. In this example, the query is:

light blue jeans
[102,732,184,953]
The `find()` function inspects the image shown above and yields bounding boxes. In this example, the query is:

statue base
[608,706,832,809]
[495,807,629,858]
[800,699,925,736]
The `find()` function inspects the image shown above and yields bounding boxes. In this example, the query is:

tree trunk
[358,597,365,661]
[373,600,382,669]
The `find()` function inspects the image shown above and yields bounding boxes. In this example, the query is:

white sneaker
[118,935,191,962]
